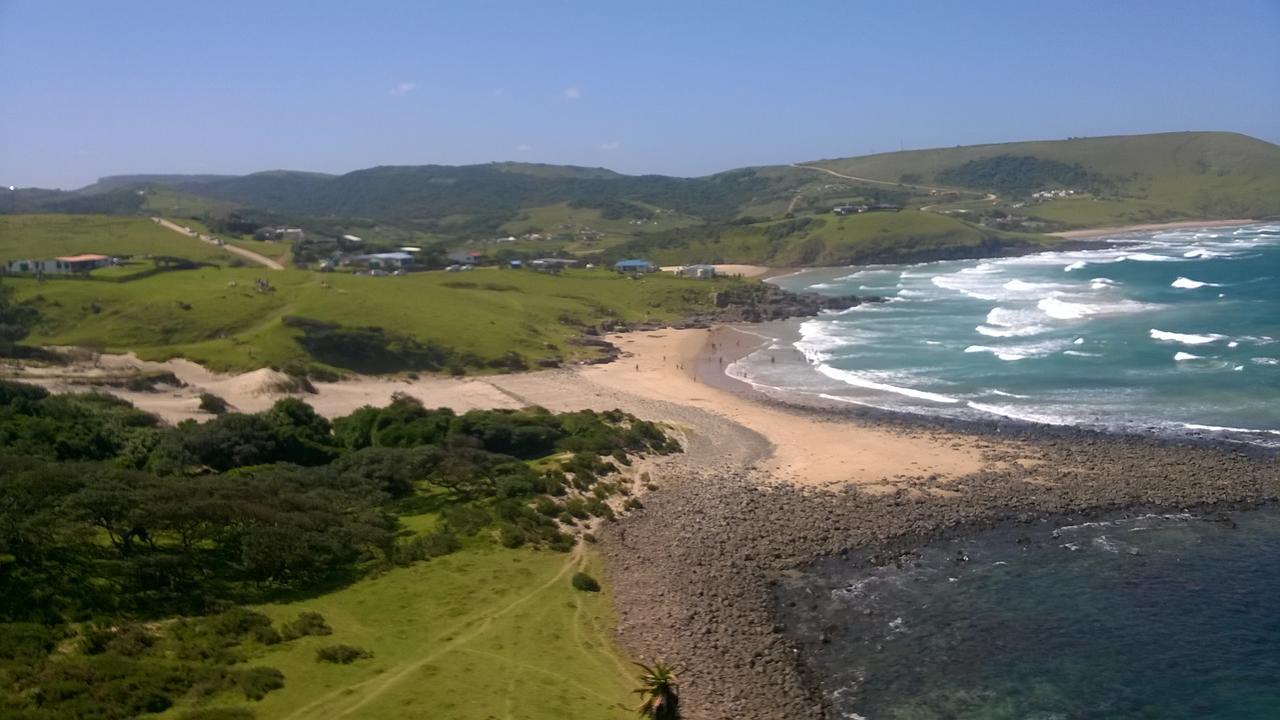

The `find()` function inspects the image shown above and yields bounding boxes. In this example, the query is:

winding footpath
[790,163,998,211]
[151,217,284,270]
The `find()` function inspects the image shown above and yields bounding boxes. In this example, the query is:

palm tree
[634,660,681,719]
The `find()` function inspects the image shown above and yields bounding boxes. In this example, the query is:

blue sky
[2,0,1278,188]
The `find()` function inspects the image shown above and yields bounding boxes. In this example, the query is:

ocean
[730,223,1280,447]
[775,508,1280,719]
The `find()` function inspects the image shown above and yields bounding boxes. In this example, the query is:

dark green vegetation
[634,661,681,720]
[0,381,674,718]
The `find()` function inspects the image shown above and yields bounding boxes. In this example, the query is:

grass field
[7,264,740,372]
[0,214,235,262]
[160,542,634,720]
[628,210,1048,267]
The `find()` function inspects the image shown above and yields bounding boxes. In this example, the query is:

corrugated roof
[55,254,109,262]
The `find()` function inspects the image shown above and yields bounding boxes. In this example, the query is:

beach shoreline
[1049,217,1259,239]
[4,326,1280,718]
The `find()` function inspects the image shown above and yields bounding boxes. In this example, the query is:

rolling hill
[801,131,1280,225]
[5,132,1278,260]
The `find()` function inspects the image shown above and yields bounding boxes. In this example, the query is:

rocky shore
[599,405,1280,719]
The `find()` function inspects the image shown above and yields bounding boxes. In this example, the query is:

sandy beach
[4,326,997,492]
[1050,217,1259,239]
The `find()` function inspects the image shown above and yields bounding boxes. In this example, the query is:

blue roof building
[614,259,655,273]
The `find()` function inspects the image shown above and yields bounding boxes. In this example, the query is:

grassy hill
[801,131,1280,226]
[0,214,236,262]
[6,261,741,373]
[6,132,1278,264]
[607,210,1048,267]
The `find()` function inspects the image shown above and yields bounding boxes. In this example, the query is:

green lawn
[7,264,742,372]
[164,543,635,720]
[0,214,235,262]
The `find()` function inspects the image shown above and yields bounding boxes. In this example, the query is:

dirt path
[280,544,600,719]
[792,163,999,208]
[151,217,284,270]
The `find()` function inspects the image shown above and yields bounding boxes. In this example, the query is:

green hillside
[801,132,1280,226]
[0,214,236,262]
[6,262,742,373]
[607,210,1048,267]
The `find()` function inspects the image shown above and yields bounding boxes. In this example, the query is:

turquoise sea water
[736,223,1280,446]
[776,509,1280,719]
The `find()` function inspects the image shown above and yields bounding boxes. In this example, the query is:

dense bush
[571,572,601,592]
[315,644,374,664]
[198,392,230,414]
[280,612,332,641]
[0,387,680,714]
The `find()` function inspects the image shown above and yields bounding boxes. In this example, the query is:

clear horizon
[2,0,1278,189]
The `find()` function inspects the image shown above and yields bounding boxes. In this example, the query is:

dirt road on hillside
[152,217,284,270]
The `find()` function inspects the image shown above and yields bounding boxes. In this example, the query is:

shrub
[199,392,230,414]
[235,666,285,700]
[623,497,644,511]
[498,523,526,548]
[393,528,461,565]
[548,532,575,553]
[315,644,374,664]
[280,612,332,641]
[534,495,559,516]
[571,572,601,592]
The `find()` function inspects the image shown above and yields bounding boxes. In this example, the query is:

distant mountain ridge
[9,132,1280,240]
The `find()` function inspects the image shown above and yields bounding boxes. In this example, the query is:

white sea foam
[1121,252,1181,263]
[1252,357,1279,366]
[990,389,1031,399]
[815,364,959,404]
[1174,352,1202,361]
[1184,248,1227,259]
[1063,350,1101,357]
[1089,277,1117,289]
[966,401,1073,425]
[1038,296,1156,320]
[976,307,1050,338]
[1064,260,1088,271]
[965,345,1026,361]
[1150,329,1226,345]
[1171,276,1220,289]
[1182,422,1280,436]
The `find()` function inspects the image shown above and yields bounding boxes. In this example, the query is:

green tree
[0,280,37,355]
[634,661,681,720]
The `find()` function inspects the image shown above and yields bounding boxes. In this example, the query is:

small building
[676,264,717,279]
[530,258,579,274]
[614,259,655,274]
[446,250,486,266]
[342,234,364,244]
[4,254,112,275]
[348,252,415,270]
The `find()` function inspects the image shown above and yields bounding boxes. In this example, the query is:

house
[530,258,579,274]
[348,252,415,270]
[341,234,364,244]
[676,264,717,279]
[614,259,655,274]
[4,254,112,275]
[446,250,487,266]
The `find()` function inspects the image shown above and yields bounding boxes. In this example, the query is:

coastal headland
[7,314,1279,719]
